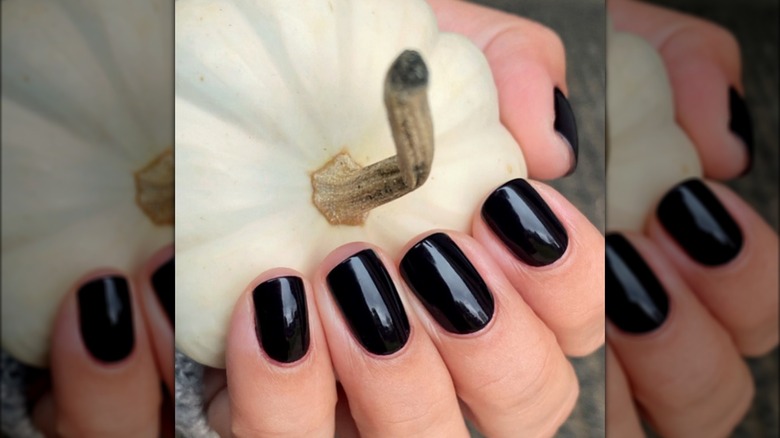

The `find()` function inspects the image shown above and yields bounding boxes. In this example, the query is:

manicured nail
[728,87,754,174]
[606,234,669,334]
[252,276,309,364]
[481,179,568,267]
[151,258,174,324]
[78,276,134,363]
[657,179,743,266]
[326,249,409,355]
[400,233,494,334]
[553,87,579,175]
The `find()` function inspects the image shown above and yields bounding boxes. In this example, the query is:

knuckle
[358,394,452,437]
[231,404,333,438]
[697,22,740,58]
[666,21,741,66]
[667,369,753,437]
[652,348,751,416]
[469,331,575,418]
[533,23,566,59]
[733,305,779,356]
[556,305,606,357]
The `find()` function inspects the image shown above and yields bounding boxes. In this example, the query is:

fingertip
[473,179,605,356]
[49,270,161,437]
[554,87,580,176]
[227,267,313,368]
[137,247,175,392]
[225,267,336,438]
[52,269,140,369]
[646,179,778,356]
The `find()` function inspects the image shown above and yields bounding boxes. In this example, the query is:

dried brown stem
[312,50,434,225]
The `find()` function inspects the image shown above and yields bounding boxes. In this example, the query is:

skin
[26,0,777,437]
[607,0,779,436]
[207,1,604,436]
[30,249,174,438]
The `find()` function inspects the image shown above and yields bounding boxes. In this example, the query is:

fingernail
[252,276,309,364]
[151,258,174,324]
[326,249,410,355]
[400,233,494,334]
[606,234,669,334]
[553,87,579,175]
[728,87,754,174]
[657,179,743,266]
[78,276,135,363]
[481,179,568,267]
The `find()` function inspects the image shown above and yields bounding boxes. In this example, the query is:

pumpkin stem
[135,147,174,226]
[312,50,434,225]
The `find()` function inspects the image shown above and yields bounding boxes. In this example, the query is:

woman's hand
[202,1,605,436]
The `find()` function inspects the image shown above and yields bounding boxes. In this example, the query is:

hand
[606,1,779,436]
[202,1,605,436]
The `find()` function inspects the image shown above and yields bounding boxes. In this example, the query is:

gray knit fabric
[1,351,43,438]
[175,351,219,438]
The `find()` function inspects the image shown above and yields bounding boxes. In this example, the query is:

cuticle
[355,323,414,360]
[262,344,314,369]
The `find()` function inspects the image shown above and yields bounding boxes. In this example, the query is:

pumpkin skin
[606,19,702,232]
[1,0,173,367]
[175,0,527,367]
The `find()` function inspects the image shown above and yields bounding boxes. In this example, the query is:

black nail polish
[326,249,410,355]
[553,87,579,175]
[481,179,568,267]
[657,179,743,266]
[78,276,134,363]
[151,258,174,325]
[728,87,754,174]
[252,276,309,364]
[606,234,669,334]
[400,233,494,334]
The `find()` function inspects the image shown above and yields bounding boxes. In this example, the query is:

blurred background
[633,0,779,436]
[655,0,778,435]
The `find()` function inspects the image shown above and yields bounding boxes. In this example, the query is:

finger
[137,246,174,393]
[225,268,336,438]
[610,0,751,179]
[48,270,162,437]
[203,367,230,437]
[334,383,361,438]
[646,179,779,356]
[605,346,643,438]
[398,232,579,437]
[428,0,577,179]
[313,244,468,438]
[473,178,604,356]
[607,232,753,437]
[31,392,56,437]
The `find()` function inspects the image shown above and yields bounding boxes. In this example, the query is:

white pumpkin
[607,18,702,231]
[175,0,527,367]
[1,0,173,367]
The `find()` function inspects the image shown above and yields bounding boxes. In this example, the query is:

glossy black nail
[657,179,743,266]
[728,87,754,174]
[481,179,568,266]
[78,276,134,363]
[553,87,579,174]
[400,233,494,334]
[151,258,174,325]
[252,276,309,364]
[606,234,669,334]
[326,249,409,355]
